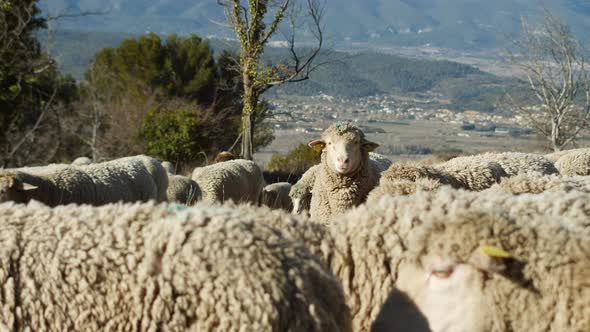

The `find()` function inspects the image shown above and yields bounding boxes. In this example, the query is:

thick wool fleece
[391,209,590,331]
[310,151,380,224]
[191,159,264,205]
[488,173,590,195]
[0,201,350,332]
[166,175,201,205]
[443,152,558,176]
[0,155,168,206]
[554,148,590,176]
[255,186,590,331]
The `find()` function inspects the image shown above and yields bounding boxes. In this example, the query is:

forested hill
[43,30,523,112]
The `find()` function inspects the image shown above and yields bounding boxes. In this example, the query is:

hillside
[43,30,525,112]
[38,0,590,50]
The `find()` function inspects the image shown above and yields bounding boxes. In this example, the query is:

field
[254,119,557,167]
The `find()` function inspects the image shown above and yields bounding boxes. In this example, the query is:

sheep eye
[431,268,454,279]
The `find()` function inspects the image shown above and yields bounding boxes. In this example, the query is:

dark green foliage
[267,143,321,174]
[90,33,216,103]
[138,102,216,165]
[0,0,80,166]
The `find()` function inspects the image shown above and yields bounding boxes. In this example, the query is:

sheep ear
[362,139,379,152]
[308,139,326,153]
[468,245,510,274]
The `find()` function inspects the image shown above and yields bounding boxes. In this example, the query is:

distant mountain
[39,0,590,50]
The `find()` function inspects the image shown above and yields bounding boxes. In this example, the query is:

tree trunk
[551,119,561,152]
[240,111,255,160]
[240,62,258,160]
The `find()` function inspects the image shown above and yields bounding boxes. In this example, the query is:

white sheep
[290,153,391,217]
[0,155,168,206]
[366,159,506,204]
[487,173,590,195]
[553,148,590,176]
[0,201,351,331]
[72,156,92,165]
[304,122,389,223]
[260,187,590,331]
[166,175,201,205]
[289,164,319,215]
[191,159,265,205]
[261,182,293,211]
[161,161,176,174]
[373,205,590,331]
[443,151,558,176]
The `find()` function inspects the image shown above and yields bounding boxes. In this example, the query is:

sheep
[0,155,168,206]
[373,207,590,332]
[214,151,235,163]
[191,159,264,205]
[166,175,201,205]
[487,173,590,195]
[414,153,460,166]
[261,182,293,211]
[366,159,506,204]
[304,122,388,223]
[290,153,391,217]
[443,151,558,176]
[0,201,351,331]
[72,156,92,165]
[259,187,590,331]
[554,148,590,176]
[161,161,176,174]
[289,164,320,215]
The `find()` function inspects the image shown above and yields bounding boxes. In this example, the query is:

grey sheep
[166,175,201,205]
[0,155,168,206]
[0,201,351,332]
[261,182,293,211]
[191,159,265,205]
[373,205,590,331]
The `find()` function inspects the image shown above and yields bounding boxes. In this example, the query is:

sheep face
[0,176,35,203]
[309,123,378,175]
[392,245,511,332]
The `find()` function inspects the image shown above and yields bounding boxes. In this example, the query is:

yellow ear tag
[313,143,325,153]
[481,245,511,258]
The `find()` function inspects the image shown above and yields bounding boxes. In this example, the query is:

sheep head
[0,173,37,203]
[309,122,378,175]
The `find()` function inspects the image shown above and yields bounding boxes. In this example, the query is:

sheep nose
[337,156,349,164]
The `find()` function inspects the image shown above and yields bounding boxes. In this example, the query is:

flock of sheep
[0,121,589,331]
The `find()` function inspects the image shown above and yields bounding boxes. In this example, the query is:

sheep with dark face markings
[305,122,387,223]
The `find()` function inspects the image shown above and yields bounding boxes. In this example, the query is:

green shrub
[267,143,321,174]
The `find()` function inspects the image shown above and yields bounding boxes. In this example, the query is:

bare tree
[507,11,590,151]
[218,0,325,160]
